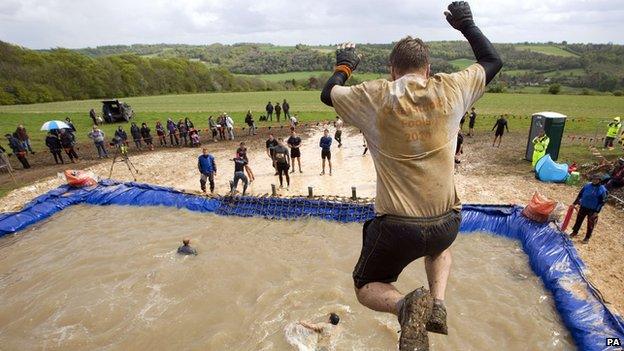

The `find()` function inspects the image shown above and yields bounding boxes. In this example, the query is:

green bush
[613,90,623,96]
[548,84,561,95]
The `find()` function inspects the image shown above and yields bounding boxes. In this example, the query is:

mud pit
[1,126,622,317]
[0,205,574,350]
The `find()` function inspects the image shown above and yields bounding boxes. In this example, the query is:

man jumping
[320,2,502,350]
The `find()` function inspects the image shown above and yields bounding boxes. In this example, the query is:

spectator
[208,116,218,142]
[319,129,332,176]
[217,114,227,140]
[130,122,142,149]
[225,114,235,140]
[114,126,128,145]
[275,102,282,122]
[245,110,256,135]
[455,131,464,164]
[89,108,98,126]
[184,117,194,130]
[141,123,154,151]
[604,117,621,150]
[178,119,189,146]
[189,128,201,147]
[88,125,108,158]
[167,118,179,146]
[266,101,274,121]
[273,138,291,189]
[334,116,344,147]
[460,112,467,131]
[198,148,217,194]
[65,117,76,132]
[156,121,167,146]
[59,129,78,163]
[266,133,279,174]
[15,124,34,154]
[287,129,303,173]
[606,158,624,191]
[283,99,291,119]
[45,132,64,164]
[289,114,298,129]
[468,107,477,137]
[491,115,509,147]
[570,174,608,243]
[5,133,31,169]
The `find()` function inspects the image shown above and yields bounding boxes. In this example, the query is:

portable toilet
[525,112,567,162]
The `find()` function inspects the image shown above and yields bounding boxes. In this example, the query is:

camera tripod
[108,144,139,181]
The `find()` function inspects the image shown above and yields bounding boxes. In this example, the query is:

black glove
[444,1,475,31]
[335,44,360,72]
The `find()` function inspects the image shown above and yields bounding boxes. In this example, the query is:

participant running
[319,129,333,176]
[334,116,344,147]
[319,2,502,349]
[237,142,255,182]
[491,115,509,147]
[230,155,249,196]
[287,130,303,173]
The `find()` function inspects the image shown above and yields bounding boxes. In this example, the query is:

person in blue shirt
[198,148,217,194]
[570,174,608,243]
[319,129,333,176]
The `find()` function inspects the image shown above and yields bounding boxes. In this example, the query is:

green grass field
[516,45,578,57]
[449,58,475,70]
[1,90,622,160]
[236,71,387,82]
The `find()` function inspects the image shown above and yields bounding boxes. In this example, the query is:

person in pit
[319,2,502,349]
[177,237,198,255]
[298,313,342,351]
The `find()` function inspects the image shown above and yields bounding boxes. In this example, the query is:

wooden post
[271,184,277,196]
[351,186,357,200]
[308,186,313,198]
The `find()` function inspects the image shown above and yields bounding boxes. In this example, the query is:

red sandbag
[64,170,97,187]
[521,192,557,223]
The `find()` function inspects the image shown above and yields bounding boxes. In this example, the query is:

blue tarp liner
[536,154,570,183]
[0,180,622,350]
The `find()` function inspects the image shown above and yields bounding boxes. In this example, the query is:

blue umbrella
[41,120,71,131]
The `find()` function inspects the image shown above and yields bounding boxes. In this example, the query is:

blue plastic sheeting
[536,154,570,183]
[0,181,623,350]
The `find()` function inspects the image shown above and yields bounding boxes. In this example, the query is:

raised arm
[320,44,361,107]
[298,321,323,333]
[445,1,503,84]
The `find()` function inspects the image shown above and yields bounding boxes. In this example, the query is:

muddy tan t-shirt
[331,64,486,217]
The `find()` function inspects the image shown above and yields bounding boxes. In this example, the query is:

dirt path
[1,126,622,316]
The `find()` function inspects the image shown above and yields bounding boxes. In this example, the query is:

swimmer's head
[182,237,191,246]
[329,313,340,325]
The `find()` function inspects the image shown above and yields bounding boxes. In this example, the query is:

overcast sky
[0,0,622,49]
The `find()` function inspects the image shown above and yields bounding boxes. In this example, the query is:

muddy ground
[1,125,622,317]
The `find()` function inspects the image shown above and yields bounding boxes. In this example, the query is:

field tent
[535,154,569,183]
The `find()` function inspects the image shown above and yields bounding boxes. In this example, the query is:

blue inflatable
[0,180,622,350]
[536,154,570,183]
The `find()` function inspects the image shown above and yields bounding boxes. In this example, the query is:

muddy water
[0,205,573,350]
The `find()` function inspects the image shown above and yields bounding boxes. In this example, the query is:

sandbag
[522,192,557,223]
[535,155,569,183]
[64,170,97,187]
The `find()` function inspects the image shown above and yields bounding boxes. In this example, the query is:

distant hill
[2,40,623,106]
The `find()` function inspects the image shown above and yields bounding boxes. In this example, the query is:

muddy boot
[398,287,433,351]
[426,301,448,335]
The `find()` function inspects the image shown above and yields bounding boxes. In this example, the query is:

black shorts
[469,121,475,128]
[276,162,289,172]
[495,130,504,137]
[291,148,301,158]
[352,211,461,289]
[321,149,331,160]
